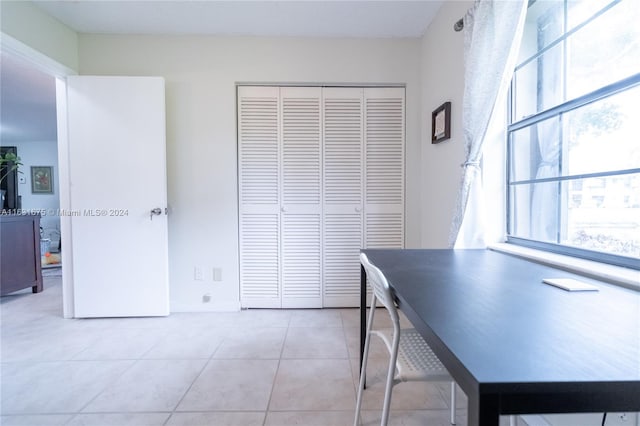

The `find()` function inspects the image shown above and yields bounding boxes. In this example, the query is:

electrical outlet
[540,413,639,425]
[213,267,222,282]
[599,412,637,426]
[194,266,203,281]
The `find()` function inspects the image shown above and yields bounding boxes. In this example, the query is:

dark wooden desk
[360,249,640,426]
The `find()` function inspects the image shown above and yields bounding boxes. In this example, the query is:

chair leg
[450,381,456,425]
[380,349,398,426]
[380,318,401,426]
[354,299,378,426]
[354,343,369,426]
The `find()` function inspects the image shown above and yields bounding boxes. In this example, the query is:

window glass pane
[510,116,561,182]
[567,0,615,30]
[513,61,538,120]
[509,181,560,243]
[563,84,640,176]
[518,0,564,66]
[566,0,640,100]
[509,0,640,265]
[562,173,640,257]
[514,42,564,120]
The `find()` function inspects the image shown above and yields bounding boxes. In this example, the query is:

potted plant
[0,152,23,208]
[0,152,22,181]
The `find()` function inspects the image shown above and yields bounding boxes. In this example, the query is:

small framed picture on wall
[31,166,53,194]
[431,102,451,144]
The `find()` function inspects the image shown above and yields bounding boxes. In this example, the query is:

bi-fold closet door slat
[281,87,322,308]
[365,88,405,250]
[238,86,281,308]
[238,85,404,309]
[322,88,364,307]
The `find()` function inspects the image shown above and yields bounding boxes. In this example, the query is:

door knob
[150,207,162,220]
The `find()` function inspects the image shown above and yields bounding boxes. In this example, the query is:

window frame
[506,0,640,270]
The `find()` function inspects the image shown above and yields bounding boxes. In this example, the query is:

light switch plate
[213,268,222,282]
[194,266,203,281]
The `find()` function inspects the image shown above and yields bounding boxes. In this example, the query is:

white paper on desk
[542,278,599,292]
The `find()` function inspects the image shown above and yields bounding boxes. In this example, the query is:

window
[507,0,640,269]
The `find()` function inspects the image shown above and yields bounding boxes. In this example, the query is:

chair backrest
[360,253,398,315]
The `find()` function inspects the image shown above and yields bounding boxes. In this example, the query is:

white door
[364,88,405,250]
[237,86,405,309]
[322,88,364,307]
[238,86,281,308]
[280,87,322,308]
[65,76,169,318]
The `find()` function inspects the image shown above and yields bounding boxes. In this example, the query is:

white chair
[355,253,457,426]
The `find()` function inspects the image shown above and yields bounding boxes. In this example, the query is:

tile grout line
[261,311,292,426]
[60,358,140,424]
[162,325,230,426]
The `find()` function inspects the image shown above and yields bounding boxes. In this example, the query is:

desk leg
[360,264,366,385]
[468,393,499,426]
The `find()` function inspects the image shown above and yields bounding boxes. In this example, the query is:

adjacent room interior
[1,1,638,425]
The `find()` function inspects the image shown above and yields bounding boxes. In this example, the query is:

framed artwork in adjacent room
[31,166,53,194]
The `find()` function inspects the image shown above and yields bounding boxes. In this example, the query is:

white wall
[13,139,60,241]
[0,1,78,72]
[419,1,472,248]
[77,35,422,311]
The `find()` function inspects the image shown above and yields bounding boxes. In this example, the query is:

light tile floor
[0,275,513,426]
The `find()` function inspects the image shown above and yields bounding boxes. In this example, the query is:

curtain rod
[454,18,464,32]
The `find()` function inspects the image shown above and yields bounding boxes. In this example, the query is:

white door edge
[55,77,75,319]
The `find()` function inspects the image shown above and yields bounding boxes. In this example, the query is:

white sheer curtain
[530,15,563,243]
[449,0,528,248]
[530,120,560,242]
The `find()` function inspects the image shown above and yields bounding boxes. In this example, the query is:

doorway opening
[0,48,63,304]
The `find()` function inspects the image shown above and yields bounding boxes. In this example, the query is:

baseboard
[519,415,551,426]
[170,300,240,312]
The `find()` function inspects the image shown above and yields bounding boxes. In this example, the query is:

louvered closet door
[364,88,405,249]
[322,88,364,307]
[238,86,281,308]
[280,87,323,308]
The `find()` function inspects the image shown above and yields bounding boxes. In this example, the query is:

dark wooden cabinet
[1,214,43,295]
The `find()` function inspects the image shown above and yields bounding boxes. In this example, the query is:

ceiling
[1,1,444,145]
[34,1,444,38]
[1,52,57,144]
